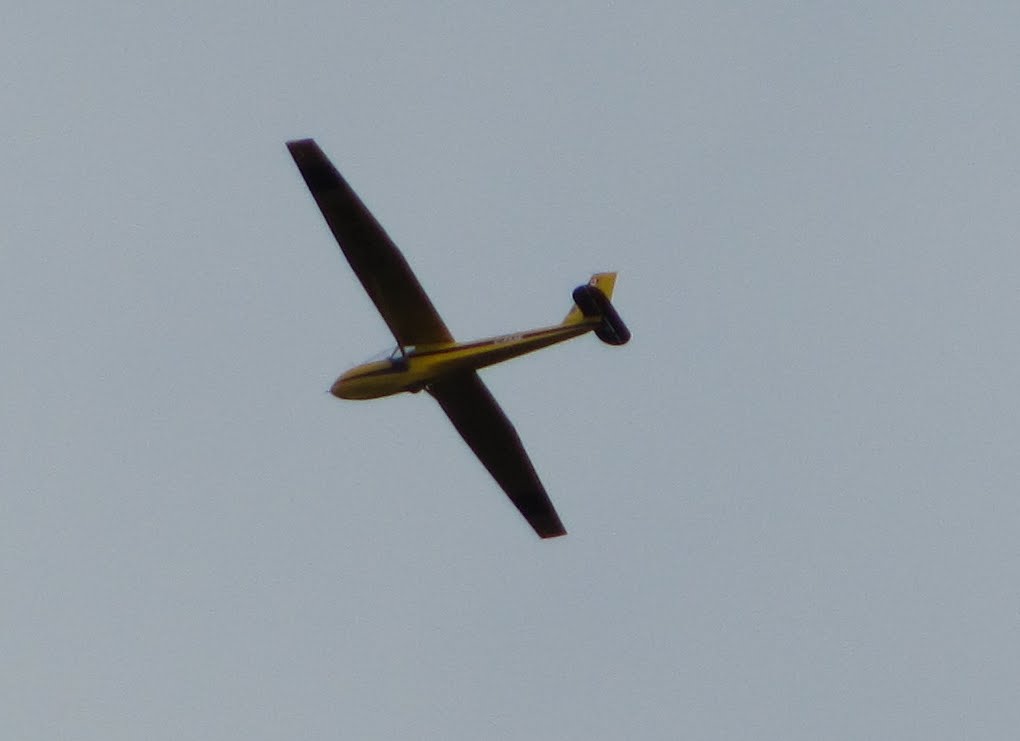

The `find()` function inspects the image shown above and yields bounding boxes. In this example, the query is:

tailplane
[563,273,616,324]
[563,272,631,345]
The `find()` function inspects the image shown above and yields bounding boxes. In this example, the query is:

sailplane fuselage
[333,319,598,399]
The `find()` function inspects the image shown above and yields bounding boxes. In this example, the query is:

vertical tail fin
[563,272,617,324]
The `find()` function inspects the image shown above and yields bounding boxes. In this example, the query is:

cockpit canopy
[362,345,416,364]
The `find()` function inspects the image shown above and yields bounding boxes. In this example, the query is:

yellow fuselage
[332,319,599,400]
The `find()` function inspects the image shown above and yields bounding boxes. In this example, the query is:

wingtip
[539,528,568,539]
[286,139,341,192]
[535,515,568,539]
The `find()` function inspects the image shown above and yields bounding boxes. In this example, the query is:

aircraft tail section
[563,272,631,345]
[587,272,617,301]
[563,273,617,324]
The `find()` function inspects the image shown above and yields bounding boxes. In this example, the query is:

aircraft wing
[429,372,567,538]
[287,139,454,346]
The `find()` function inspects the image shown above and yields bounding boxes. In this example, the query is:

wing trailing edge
[286,139,453,347]
[428,372,566,539]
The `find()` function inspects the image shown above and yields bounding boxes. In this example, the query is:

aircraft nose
[329,376,347,398]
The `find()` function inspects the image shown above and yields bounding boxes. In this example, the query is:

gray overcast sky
[3,3,1020,739]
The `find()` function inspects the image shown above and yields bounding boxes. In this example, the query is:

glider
[287,139,630,538]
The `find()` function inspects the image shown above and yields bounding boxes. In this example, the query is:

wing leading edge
[429,372,566,538]
[286,139,453,347]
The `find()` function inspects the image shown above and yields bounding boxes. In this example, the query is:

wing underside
[286,139,453,347]
[429,372,566,538]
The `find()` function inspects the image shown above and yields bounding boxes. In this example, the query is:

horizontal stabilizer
[572,284,631,345]
[563,272,617,324]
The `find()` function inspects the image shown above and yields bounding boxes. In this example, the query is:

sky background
[3,3,1020,739]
